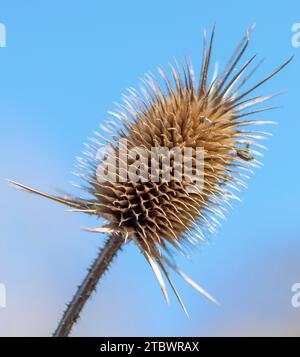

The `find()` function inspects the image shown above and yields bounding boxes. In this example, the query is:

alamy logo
[0,23,6,47]
[0,283,6,308]
[95,139,205,194]
[291,23,300,48]
[291,283,300,308]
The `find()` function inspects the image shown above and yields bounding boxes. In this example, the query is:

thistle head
[10,28,291,310]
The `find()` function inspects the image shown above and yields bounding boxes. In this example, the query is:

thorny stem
[53,233,124,337]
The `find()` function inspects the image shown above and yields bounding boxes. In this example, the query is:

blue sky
[0,0,300,336]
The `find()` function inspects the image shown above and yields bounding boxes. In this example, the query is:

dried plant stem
[53,233,124,337]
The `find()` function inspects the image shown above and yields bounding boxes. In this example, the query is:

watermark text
[291,283,300,308]
[0,283,6,308]
[0,23,6,47]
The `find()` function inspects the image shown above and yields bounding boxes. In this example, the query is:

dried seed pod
[10,28,291,313]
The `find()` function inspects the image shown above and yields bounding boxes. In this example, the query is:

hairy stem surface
[53,233,124,337]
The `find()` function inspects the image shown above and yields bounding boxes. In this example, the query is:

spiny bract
[11,28,291,311]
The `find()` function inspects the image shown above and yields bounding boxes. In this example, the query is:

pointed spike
[7,180,85,209]
[177,270,220,306]
[144,252,170,305]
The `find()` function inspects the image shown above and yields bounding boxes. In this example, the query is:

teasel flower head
[10,27,292,316]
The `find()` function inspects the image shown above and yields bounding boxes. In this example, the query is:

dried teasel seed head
[10,28,292,310]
